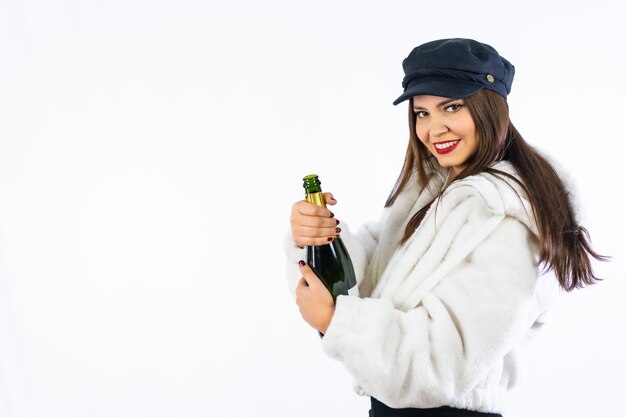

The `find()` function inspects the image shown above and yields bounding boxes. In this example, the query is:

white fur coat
[285,161,561,413]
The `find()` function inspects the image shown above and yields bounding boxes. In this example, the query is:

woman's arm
[320,217,539,408]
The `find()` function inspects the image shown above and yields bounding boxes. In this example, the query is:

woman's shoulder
[445,161,538,235]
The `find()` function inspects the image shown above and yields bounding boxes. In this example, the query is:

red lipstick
[433,140,460,155]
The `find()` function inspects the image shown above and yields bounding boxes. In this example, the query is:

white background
[0,1,624,416]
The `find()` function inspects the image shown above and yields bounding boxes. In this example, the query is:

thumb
[298,260,324,288]
[323,192,337,206]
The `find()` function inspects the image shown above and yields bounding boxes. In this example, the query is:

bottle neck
[305,192,327,208]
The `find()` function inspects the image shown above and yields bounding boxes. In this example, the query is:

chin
[436,155,466,169]
[435,160,458,170]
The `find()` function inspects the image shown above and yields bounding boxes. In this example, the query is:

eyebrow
[412,98,460,110]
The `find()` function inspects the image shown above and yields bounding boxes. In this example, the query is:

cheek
[455,115,476,137]
[414,124,428,143]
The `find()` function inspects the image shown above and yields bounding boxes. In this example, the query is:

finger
[292,234,337,247]
[293,200,335,218]
[290,199,340,247]
[294,214,338,229]
[298,260,324,288]
[290,217,339,245]
[323,193,337,206]
[295,276,309,304]
[292,223,340,238]
[296,276,309,290]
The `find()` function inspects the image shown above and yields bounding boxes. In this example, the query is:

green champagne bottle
[302,174,357,301]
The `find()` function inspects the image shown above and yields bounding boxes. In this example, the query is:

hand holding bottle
[290,192,339,247]
[295,260,335,334]
[295,175,357,302]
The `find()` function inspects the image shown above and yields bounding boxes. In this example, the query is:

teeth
[434,140,459,150]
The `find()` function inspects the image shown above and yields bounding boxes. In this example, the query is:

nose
[429,120,449,138]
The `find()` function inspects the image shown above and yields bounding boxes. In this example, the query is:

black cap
[393,38,515,105]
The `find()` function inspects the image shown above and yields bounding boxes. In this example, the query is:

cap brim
[392,79,484,106]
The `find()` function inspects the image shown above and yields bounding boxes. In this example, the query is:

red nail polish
[327,237,333,242]
[329,212,335,218]
[336,227,341,234]
[335,219,340,225]
[298,260,306,268]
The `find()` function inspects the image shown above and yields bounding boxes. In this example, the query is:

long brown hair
[385,89,607,291]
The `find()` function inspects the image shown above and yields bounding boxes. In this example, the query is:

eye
[444,103,463,112]
[413,110,428,119]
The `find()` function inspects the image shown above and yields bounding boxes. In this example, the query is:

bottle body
[303,175,357,301]
[306,236,357,300]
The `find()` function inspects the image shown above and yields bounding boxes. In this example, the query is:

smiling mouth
[433,140,461,155]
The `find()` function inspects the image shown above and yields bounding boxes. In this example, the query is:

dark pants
[369,397,503,417]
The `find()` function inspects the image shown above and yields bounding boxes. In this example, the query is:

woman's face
[412,95,478,176]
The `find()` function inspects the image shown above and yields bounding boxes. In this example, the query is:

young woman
[285,38,606,416]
